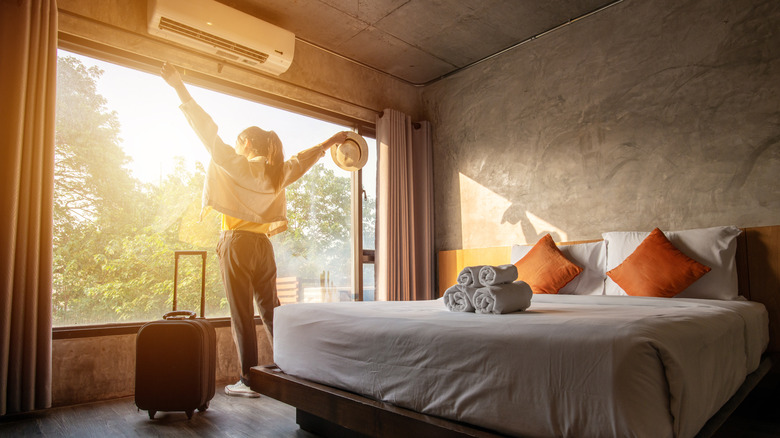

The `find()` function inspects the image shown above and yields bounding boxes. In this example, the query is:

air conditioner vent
[148,0,294,75]
[158,16,269,64]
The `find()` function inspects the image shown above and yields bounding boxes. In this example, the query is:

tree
[362,191,376,250]
[54,57,142,230]
[53,56,141,324]
[52,56,226,325]
[275,163,352,286]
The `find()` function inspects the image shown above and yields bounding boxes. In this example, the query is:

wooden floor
[1,379,779,437]
[0,383,319,438]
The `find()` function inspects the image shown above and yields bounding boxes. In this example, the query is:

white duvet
[273,295,768,438]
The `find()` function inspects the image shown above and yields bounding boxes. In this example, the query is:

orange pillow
[514,234,583,294]
[607,228,711,298]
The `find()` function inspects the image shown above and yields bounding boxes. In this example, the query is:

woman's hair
[238,126,284,187]
[238,126,284,164]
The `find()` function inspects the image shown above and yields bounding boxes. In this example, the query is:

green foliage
[363,191,376,249]
[54,57,139,230]
[275,163,352,286]
[53,56,226,325]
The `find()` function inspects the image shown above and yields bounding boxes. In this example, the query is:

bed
[250,225,780,438]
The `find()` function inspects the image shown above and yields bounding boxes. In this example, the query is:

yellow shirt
[221,213,287,235]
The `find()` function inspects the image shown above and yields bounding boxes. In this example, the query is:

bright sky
[60,49,376,194]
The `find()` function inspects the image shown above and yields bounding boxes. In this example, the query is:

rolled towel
[473,281,533,314]
[443,284,478,312]
[457,265,484,287]
[479,264,518,286]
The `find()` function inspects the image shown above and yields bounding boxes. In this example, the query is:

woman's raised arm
[161,62,193,104]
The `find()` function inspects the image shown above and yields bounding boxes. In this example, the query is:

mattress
[274,295,769,438]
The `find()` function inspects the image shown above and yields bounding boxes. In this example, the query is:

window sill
[52,316,261,339]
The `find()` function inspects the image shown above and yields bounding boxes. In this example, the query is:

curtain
[375,109,434,301]
[0,0,57,415]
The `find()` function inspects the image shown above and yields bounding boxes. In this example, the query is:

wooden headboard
[437,226,780,354]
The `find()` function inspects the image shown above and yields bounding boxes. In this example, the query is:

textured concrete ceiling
[218,0,617,85]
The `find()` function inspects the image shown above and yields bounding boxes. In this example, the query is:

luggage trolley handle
[173,250,208,318]
[163,310,197,320]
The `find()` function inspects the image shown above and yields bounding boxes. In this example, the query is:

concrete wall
[52,324,270,406]
[422,0,780,250]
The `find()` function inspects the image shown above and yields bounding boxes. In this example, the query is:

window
[53,49,376,326]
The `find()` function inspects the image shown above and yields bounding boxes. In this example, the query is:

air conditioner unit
[147,0,295,75]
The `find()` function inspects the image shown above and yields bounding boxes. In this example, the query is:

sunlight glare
[61,49,352,186]
[458,173,567,246]
[525,211,568,242]
[458,172,523,248]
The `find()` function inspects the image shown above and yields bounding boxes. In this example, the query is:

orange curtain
[0,0,57,415]
[375,109,434,301]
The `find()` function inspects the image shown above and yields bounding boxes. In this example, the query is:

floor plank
[1,384,319,438]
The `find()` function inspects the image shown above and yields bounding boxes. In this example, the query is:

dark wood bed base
[250,365,507,437]
[249,225,780,437]
[250,358,772,438]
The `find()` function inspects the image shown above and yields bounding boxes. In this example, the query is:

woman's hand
[319,131,351,153]
[161,62,184,88]
[161,62,193,103]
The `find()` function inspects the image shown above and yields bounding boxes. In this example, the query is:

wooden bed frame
[250,225,780,438]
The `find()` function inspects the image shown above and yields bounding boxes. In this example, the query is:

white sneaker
[225,380,260,398]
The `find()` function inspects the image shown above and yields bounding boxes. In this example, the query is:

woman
[161,62,350,397]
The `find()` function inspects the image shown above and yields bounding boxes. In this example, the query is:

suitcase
[135,250,216,420]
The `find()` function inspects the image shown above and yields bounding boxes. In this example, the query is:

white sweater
[180,99,325,236]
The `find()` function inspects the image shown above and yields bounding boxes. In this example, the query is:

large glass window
[53,50,375,326]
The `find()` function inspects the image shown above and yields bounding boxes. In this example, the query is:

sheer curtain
[0,0,57,415]
[375,109,434,301]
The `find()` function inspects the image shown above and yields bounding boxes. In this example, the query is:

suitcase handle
[173,250,208,317]
[163,310,197,320]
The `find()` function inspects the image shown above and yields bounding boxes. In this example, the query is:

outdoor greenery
[53,55,372,326]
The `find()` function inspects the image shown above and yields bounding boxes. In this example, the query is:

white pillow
[511,240,606,295]
[602,226,741,300]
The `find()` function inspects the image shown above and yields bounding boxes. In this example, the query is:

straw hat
[331,132,369,171]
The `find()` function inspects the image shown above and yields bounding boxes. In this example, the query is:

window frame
[53,35,376,336]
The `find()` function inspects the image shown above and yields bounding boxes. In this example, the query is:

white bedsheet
[274,295,768,438]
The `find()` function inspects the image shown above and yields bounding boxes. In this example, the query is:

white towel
[443,284,478,312]
[479,264,518,286]
[457,265,484,288]
[473,281,533,314]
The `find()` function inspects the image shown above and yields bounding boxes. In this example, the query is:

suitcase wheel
[185,409,194,420]
[148,410,156,420]
[198,402,209,412]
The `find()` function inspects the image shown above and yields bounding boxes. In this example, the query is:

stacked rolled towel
[443,284,479,312]
[457,265,484,288]
[478,264,519,286]
[445,263,532,314]
[443,266,484,312]
[473,281,533,314]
